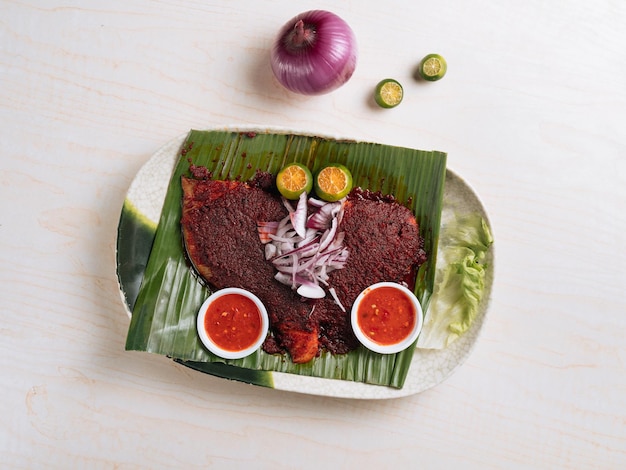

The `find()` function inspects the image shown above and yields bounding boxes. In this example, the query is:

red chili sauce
[204,294,263,351]
[356,287,416,345]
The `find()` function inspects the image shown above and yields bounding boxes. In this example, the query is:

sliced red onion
[331,231,346,248]
[318,218,338,253]
[257,221,279,244]
[276,221,294,238]
[271,237,320,261]
[281,197,294,213]
[297,282,326,299]
[328,287,346,312]
[275,272,292,285]
[306,201,340,230]
[307,197,326,208]
[269,233,297,244]
[265,243,278,259]
[258,196,349,299]
[290,253,298,286]
[290,192,308,238]
[301,228,318,245]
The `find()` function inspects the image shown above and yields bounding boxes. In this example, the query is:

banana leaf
[125,129,447,389]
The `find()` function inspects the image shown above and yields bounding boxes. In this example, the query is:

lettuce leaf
[417,213,493,349]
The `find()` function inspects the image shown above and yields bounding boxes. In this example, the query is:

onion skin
[270,10,358,95]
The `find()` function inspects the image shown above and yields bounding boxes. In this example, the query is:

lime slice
[276,163,313,200]
[374,79,403,108]
[419,54,447,81]
[314,164,353,201]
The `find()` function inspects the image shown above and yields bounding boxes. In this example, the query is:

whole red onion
[270,10,358,95]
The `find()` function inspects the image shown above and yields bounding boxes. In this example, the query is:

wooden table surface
[2,1,625,468]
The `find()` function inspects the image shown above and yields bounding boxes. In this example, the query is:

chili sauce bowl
[197,287,269,359]
[351,282,424,354]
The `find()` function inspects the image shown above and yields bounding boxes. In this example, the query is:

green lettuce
[417,213,493,349]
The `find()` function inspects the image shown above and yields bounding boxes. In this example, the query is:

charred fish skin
[180,176,319,363]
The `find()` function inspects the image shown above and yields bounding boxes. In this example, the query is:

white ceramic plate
[116,125,495,399]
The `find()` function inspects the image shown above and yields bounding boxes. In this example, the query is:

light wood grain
[1,0,625,468]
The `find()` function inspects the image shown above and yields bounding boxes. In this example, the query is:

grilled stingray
[181,172,426,363]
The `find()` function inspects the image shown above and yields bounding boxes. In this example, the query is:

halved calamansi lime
[276,163,313,200]
[374,79,403,108]
[314,164,353,202]
[419,54,447,81]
